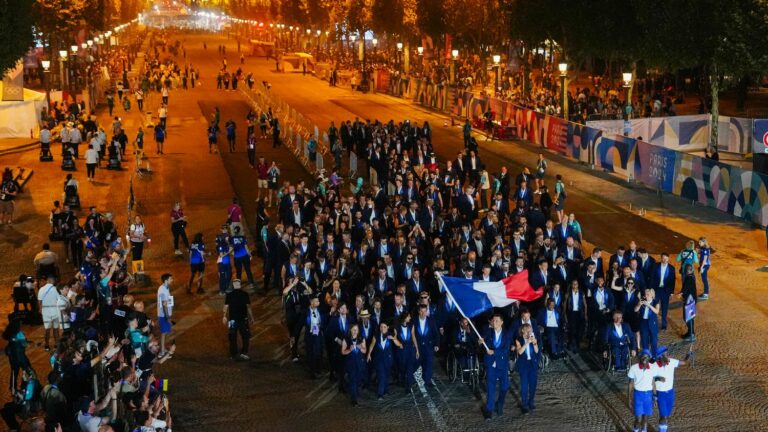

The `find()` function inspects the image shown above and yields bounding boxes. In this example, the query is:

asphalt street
[1,31,767,432]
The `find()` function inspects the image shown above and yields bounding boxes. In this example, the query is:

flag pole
[435,272,491,353]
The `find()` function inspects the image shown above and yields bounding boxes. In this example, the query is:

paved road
[1,31,767,432]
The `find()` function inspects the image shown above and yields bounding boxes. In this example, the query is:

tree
[415,0,445,45]
[0,0,34,76]
[637,0,768,149]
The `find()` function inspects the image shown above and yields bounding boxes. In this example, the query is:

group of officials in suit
[252,117,701,422]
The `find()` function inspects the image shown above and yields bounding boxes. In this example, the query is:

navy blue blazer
[650,263,676,293]
[482,328,512,370]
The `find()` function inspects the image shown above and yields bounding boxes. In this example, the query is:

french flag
[438,271,543,318]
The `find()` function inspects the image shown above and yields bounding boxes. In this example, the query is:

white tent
[0,82,46,139]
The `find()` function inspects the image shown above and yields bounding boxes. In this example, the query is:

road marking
[414,368,448,430]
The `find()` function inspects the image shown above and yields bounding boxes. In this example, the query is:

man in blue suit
[537,298,564,358]
[414,304,439,386]
[305,295,327,379]
[602,310,636,370]
[479,314,512,420]
[650,253,676,330]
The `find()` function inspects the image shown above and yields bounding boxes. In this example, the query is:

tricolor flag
[438,271,543,318]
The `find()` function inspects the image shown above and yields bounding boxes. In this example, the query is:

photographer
[283,276,312,361]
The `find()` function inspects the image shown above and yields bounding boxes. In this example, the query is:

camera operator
[223,279,254,361]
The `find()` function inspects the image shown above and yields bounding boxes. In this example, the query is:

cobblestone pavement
[1,32,767,432]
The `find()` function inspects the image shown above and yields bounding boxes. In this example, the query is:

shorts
[657,389,675,417]
[190,263,205,273]
[258,179,268,188]
[535,171,545,180]
[0,200,14,214]
[42,310,61,329]
[159,316,173,334]
[269,181,278,191]
[633,390,653,417]
[555,197,566,211]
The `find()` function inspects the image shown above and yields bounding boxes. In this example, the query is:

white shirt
[595,288,606,310]
[37,283,59,308]
[40,129,51,144]
[659,263,668,287]
[418,317,427,335]
[627,362,660,391]
[545,310,557,328]
[77,412,105,432]
[157,283,172,318]
[571,291,580,311]
[85,148,99,164]
[613,323,623,338]
[655,358,680,392]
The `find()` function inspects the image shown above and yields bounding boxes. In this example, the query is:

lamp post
[622,71,633,120]
[558,62,568,119]
[397,42,403,74]
[451,49,459,85]
[58,49,68,90]
[41,60,51,109]
[493,54,501,97]
[70,44,79,93]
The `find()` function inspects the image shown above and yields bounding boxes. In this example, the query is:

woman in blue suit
[367,320,402,400]
[515,323,540,414]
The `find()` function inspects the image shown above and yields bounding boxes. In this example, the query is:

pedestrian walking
[246,132,256,167]
[272,118,281,148]
[259,111,268,138]
[535,153,548,191]
[158,104,168,128]
[655,346,690,432]
[554,174,567,223]
[157,273,174,357]
[230,226,255,288]
[208,123,219,153]
[85,144,98,181]
[188,233,206,294]
[2,319,30,392]
[216,225,232,295]
[106,92,115,116]
[135,89,144,111]
[367,320,400,400]
[628,350,660,432]
[226,119,236,152]
[636,288,660,358]
[342,323,367,406]
[170,202,190,255]
[267,162,280,207]
[154,124,166,155]
[680,264,697,341]
[305,294,325,378]
[224,279,253,361]
[480,314,511,420]
[515,323,540,414]
[283,277,309,361]
[161,86,169,105]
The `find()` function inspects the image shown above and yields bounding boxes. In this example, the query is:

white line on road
[414,368,448,430]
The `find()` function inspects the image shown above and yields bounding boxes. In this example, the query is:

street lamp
[493,54,501,96]
[622,71,633,119]
[58,50,68,90]
[558,62,568,119]
[71,45,78,54]
[451,49,459,84]
[417,46,423,55]
[41,60,51,108]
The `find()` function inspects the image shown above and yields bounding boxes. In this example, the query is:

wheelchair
[64,184,80,209]
[602,341,632,375]
[106,145,122,170]
[446,345,482,393]
[40,142,54,162]
[60,148,76,171]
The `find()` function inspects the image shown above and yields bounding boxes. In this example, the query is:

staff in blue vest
[478,314,511,420]
[515,322,540,414]
[188,233,207,294]
[230,226,255,289]
[216,225,232,295]
[367,320,401,400]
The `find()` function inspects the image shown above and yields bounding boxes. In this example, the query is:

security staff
[223,279,253,361]
[367,320,401,400]
[479,314,511,420]
[515,322,540,414]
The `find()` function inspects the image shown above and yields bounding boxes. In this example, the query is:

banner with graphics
[752,119,768,155]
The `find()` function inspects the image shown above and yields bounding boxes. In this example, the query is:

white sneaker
[174,249,183,255]
[239,353,250,360]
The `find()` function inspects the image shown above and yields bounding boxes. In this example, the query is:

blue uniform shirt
[190,242,205,264]
[231,235,248,258]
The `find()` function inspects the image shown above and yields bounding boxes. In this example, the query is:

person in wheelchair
[451,317,478,372]
[536,298,565,359]
[63,174,80,209]
[107,141,121,170]
[12,275,36,313]
[603,309,636,371]
[33,243,59,283]
[61,144,76,170]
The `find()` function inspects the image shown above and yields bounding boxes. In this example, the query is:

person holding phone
[635,288,660,358]
[515,323,540,414]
